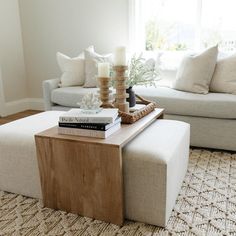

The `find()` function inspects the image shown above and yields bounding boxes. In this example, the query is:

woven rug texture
[0,149,236,236]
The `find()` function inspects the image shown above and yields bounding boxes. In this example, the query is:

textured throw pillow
[173,45,218,94]
[57,52,85,87]
[210,54,236,94]
[83,49,112,88]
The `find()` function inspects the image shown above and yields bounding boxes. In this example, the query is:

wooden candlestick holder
[113,66,129,113]
[97,77,113,108]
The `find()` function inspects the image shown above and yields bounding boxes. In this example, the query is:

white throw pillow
[57,52,85,87]
[83,49,112,88]
[173,45,218,94]
[57,46,94,87]
[77,45,94,59]
[210,54,236,94]
[156,69,177,87]
[155,51,188,88]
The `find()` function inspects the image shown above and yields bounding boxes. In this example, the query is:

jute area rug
[0,149,236,236]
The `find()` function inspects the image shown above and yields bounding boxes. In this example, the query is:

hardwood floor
[0,110,42,125]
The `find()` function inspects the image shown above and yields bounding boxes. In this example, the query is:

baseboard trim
[4,98,29,116]
[28,98,44,111]
[3,98,44,116]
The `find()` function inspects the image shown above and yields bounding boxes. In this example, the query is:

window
[130,0,236,52]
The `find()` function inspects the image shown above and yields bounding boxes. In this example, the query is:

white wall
[19,0,129,98]
[0,0,27,103]
[0,67,5,116]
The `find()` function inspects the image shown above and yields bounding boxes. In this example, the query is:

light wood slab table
[35,108,164,225]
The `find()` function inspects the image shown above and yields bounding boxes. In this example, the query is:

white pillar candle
[114,46,127,66]
[98,62,110,77]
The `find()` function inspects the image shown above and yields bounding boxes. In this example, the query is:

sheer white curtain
[128,0,145,52]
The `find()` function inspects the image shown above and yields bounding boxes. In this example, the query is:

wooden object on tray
[119,94,157,124]
[113,66,129,113]
[35,108,164,226]
[100,94,158,124]
[97,77,113,108]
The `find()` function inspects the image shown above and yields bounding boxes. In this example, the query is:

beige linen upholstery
[155,51,186,88]
[49,85,236,119]
[123,120,190,226]
[0,111,64,198]
[42,78,60,111]
[0,112,189,227]
[165,114,236,151]
[210,54,236,94]
[83,49,112,88]
[56,52,85,87]
[51,86,99,108]
[173,45,218,94]
[134,85,236,119]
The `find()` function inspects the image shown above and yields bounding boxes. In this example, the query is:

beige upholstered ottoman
[123,120,190,226]
[0,112,189,227]
[0,111,64,198]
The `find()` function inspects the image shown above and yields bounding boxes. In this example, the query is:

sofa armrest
[42,78,60,110]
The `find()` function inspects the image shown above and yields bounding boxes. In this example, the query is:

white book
[58,122,121,139]
[59,108,119,124]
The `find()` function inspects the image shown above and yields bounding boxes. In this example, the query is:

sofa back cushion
[155,51,187,88]
[83,49,112,88]
[173,45,218,94]
[57,52,85,87]
[210,54,236,95]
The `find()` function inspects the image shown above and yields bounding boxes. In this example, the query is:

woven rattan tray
[102,94,157,124]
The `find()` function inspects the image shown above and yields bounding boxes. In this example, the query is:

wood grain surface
[35,136,123,225]
[35,108,164,225]
[0,110,42,125]
[36,108,164,147]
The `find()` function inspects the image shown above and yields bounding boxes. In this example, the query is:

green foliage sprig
[127,54,159,87]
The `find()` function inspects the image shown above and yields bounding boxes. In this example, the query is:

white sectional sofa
[43,78,236,151]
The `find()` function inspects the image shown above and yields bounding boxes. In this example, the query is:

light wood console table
[35,108,164,225]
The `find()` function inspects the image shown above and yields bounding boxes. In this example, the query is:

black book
[58,117,121,131]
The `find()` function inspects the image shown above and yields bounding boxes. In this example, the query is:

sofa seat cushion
[51,86,99,107]
[134,85,236,119]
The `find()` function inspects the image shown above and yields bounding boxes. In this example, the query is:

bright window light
[133,0,236,52]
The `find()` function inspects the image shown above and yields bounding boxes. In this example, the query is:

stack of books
[58,108,121,138]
